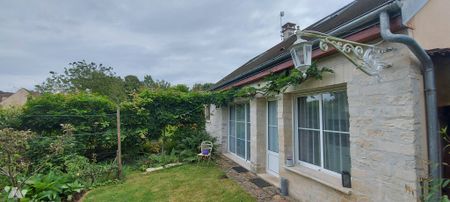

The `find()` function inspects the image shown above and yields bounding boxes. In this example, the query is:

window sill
[223,153,252,171]
[283,165,352,195]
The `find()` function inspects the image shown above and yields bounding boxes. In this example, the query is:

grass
[82,164,255,202]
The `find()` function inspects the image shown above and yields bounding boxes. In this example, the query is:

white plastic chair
[197,141,213,165]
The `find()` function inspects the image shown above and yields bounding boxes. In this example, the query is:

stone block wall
[205,104,229,152]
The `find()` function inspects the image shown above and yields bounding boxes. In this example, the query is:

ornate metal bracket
[301,30,392,76]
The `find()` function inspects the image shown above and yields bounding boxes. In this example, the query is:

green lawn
[82,164,255,202]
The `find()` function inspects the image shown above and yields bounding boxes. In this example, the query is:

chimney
[281,22,296,40]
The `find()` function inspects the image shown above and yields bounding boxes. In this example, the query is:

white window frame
[293,90,350,177]
[228,103,251,161]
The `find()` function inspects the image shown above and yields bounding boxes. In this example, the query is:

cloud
[0,0,352,92]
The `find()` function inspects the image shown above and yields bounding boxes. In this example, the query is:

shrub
[137,151,179,171]
[0,128,36,188]
[0,107,22,129]
[143,140,161,154]
[21,93,117,160]
[19,171,83,202]
[64,155,118,187]
[170,127,217,162]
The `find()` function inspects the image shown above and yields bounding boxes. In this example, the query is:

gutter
[379,11,441,199]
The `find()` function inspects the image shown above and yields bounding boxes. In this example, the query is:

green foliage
[261,63,333,95]
[35,60,127,103]
[64,155,117,187]
[170,127,217,162]
[142,140,161,154]
[0,128,35,187]
[192,83,214,92]
[143,75,171,90]
[170,84,190,92]
[422,126,450,202]
[124,75,142,96]
[19,171,84,202]
[144,151,179,169]
[0,107,22,129]
[121,88,207,145]
[22,93,117,159]
[206,63,333,107]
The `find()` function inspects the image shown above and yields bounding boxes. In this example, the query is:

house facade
[0,88,37,108]
[206,0,450,201]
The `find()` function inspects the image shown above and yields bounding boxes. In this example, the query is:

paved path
[217,155,295,202]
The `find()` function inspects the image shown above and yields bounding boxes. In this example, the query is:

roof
[211,0,395,90]
[212,35,296,91]
[0,88,39,108]
[0,91,13,102]
[427,48,450,57]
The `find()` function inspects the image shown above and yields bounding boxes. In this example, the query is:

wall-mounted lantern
[289,30,392,76]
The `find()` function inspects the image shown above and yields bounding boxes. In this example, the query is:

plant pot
[286,159,294,167]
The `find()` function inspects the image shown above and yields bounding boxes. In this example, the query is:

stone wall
[205,104,229,152]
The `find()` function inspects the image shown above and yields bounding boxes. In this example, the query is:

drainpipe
[379,11,441,198]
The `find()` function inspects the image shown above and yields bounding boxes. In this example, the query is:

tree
[0,129,35,189]
[143,75,171,90]
[124,75,142,95]
[192,83,214,92]
[170,84,189,92]
[35,61,127,103]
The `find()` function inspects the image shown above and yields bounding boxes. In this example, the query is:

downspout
[379,11,441,199]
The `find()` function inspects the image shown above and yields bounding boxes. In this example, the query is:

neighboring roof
[427,48,450,57]
[0,88,39,108]
[0,91,13,102]
[212,0,395,90]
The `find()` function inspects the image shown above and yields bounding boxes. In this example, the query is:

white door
[267,100,279,176]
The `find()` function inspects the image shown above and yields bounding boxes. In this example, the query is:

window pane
[324,132,350,173]
[322,92,349,132]
[236,104,245,121]
[298,129,321,166]
[298,96,320,129]
[268,126,279,152]
[229,120,235,151]
[236,121,246,139]
[268,101,277,126]
[237,139,245,158]
[229,136,235,153]
[230,105,235,121]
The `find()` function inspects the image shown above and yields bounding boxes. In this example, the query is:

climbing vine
[209,63,333,106]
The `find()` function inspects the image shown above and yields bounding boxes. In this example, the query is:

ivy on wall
[209,63,333,106]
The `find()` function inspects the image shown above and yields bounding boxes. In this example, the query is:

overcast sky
[0,0,353,92]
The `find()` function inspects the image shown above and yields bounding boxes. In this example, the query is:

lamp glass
[290,37,312,72]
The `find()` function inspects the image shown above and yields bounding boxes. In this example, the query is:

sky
[0,0,353,92]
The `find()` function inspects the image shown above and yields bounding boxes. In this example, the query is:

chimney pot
[281,22,296,40]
